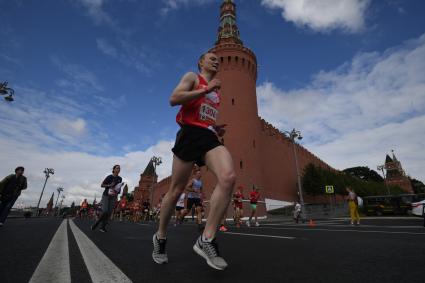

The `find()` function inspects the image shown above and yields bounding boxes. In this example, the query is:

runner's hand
[206,79,221,93]
[214,124,227,137]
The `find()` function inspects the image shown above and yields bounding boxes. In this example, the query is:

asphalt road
[1,217,424,283]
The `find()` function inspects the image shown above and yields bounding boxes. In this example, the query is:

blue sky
[1,0,424,206]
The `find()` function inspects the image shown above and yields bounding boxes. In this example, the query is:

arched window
[240,160,243,169]
[232,98,235,105]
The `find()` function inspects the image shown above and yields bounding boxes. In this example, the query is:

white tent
[265,198,294,212]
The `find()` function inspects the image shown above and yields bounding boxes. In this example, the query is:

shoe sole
[152,234,168,264]
[193,243,226,271]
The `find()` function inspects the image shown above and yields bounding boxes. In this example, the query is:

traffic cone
[309,219,315,227]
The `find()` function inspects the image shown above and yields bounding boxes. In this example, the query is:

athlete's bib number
[199,103,218,122]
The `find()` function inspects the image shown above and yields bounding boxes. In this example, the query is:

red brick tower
[133,160,158,203]
[204,0,263,193]
[384,150,413,193]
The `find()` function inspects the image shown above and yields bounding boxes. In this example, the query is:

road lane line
[223,231,295,240]
[29,219,71,283]
[253,226,425,235]
[69,220,132,283]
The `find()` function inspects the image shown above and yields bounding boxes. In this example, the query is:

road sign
[325,185,334,194]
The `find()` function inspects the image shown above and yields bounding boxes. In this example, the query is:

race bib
[199,103,218,122]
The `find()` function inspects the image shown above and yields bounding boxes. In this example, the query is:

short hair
[112,164,120,173]
[197,52,216,71]
[15,166,24,173]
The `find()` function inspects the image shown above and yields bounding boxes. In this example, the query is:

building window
[231,98,235,105]
[235,56,239,63]
[240,160,243,169]
[242,58,245,66]
[253,140,256,148]
[220,57,224,63]
[228,56,231,63]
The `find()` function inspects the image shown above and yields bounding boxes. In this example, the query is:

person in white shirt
[175,192,186,225]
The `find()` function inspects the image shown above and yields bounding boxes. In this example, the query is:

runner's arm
[101,176,115,188]
[185,179,195,192]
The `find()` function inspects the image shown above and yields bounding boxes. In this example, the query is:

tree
[302,163,404,197]
[410,178,425,194]
[343,166,384,183]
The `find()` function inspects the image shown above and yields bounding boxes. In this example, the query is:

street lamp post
[285,128,306,222]
[55,187,64,216]
[59,195,65,215]
[36,168,54,216]
[377,165,391,195]
[0,81,15,102]
[55,187,64,208]
[150,156,162,208]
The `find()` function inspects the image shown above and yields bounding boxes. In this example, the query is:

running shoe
[99,227,107,233]
[219,225,228,232]
[193,236,228,270]
[246,221,251,227]
[152,233,168,264]
[255,222,260,227]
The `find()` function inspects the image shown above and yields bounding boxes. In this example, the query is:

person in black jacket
[0,166,27,226]
[91,165,122,232]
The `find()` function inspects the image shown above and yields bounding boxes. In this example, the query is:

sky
[0,0,424,207]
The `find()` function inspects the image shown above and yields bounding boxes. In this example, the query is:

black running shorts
[186,198,202,209]
[172,125,222,167]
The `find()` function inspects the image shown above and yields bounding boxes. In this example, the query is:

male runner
[152,52,235,270]
[247,186,260,227]
[233,186,244,228]
[183,168,204,230]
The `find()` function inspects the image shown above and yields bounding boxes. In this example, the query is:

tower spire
[216,0,242,45]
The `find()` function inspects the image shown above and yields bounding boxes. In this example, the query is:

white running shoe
[193,236,228,270]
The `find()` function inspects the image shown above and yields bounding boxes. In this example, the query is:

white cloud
[0,138,174,207]
[54,118,87,137]
[96,38,152,75]
[261,0,370,33]
[96,38,118,57]
[161,0,215,15]
[76,0,114,26]
[52,56,104,92]
[257,33,425,181]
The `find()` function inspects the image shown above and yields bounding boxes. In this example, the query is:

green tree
[410,178,425,194]
[343,166,384,183]
[302,163,404,197]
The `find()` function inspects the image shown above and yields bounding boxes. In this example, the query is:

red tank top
[176,74,220,130]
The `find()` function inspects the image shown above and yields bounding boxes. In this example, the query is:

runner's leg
[157,155,194,238]
[202,146,236,240]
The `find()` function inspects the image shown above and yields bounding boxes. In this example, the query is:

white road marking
[29,219,71,283]
[253,226,425,235]
[223,231,295,240]
[69,220,132,283]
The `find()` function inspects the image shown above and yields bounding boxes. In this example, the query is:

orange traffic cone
[309,219,315,227]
